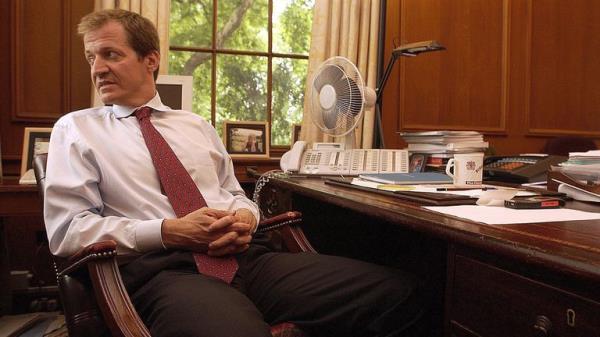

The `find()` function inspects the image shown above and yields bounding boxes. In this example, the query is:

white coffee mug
[445,152,484,186]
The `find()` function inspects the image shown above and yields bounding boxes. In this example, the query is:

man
[44,9,426,337]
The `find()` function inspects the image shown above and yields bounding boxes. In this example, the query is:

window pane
[215,54,267,135]
[169,51,212,121]
[218,0,268,51]
[272,57,307,145]
[170,0,213,48]
[273,0,314,54]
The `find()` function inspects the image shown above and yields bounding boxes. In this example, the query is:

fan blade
[331,77,363,117]
[313,64,345,91]
[322,106,338,130]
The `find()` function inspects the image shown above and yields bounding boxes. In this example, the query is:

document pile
[551,150,600,202]
[399,131,489,172]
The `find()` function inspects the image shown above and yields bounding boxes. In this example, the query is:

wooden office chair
[33,153,315,337]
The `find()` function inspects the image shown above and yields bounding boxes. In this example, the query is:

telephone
[281,141,409,175]
[483,155,567,184]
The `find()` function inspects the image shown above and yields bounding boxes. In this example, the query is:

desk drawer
[449,254,600,337]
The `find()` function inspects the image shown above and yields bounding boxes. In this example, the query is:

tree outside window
[169,0,314,148]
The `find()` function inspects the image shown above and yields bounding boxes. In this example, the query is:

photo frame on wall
[20,127,53,184]
[291,124,302,144]
[223,121,269,158]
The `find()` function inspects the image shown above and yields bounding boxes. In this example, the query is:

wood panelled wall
[381,0,600,155]
[2,0,599,174]
[0,0,93,177]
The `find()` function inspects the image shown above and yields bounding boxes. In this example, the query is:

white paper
[424,205,600,224]
[350,178,535,198]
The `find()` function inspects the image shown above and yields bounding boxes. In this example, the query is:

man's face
[83,21,158,107]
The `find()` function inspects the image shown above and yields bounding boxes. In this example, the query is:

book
[358,172,453,185]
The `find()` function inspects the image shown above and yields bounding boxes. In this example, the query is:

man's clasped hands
[162,208,257,256]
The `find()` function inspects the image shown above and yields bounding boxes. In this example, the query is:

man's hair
[78,9,160,79]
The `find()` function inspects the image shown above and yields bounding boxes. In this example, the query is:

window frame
[169,0,310,153]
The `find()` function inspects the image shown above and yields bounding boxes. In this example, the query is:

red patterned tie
[135,107,238,283]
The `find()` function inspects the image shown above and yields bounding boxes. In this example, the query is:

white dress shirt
[44,93,259,257]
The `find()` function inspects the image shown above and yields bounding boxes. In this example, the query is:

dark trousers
[120,234,426,337]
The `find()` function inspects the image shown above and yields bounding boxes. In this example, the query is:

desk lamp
[374,40,446,147]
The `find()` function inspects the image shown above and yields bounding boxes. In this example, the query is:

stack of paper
[400,131,489,173]
[400,131,488,154]
[551,150,600,201]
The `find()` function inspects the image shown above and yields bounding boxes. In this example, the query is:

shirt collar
[111,92,171,119]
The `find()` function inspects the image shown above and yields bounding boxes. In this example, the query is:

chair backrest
[542,136,597,157]
[33,153,110,337]
[33,153,48,200]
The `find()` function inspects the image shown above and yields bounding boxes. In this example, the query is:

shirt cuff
[135,218,165,252]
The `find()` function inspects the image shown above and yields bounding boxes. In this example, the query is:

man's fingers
[234,234,252,246]
[208,231,238,250]
[202,208,234,219]
[208,218,253,234]
[207,215,236,231]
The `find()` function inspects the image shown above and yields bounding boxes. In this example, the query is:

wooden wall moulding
[524,0,600,138]
[391,0,509,135]
[10,0,92,122]
[383,0,600,154]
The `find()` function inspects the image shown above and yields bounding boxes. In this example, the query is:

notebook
[358,172,453,185]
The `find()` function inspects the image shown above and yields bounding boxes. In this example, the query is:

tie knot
[134,107,152,121]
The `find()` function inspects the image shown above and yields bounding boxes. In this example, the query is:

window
[169,0,314,149]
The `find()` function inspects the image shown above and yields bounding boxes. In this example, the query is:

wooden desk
[0,179,53,315]
[259,176,600,337]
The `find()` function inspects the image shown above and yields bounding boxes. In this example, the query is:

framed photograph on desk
[223,121,269,158]
[20,127,52,184]
[409,153,428,172]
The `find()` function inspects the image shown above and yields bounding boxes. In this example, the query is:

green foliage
[275,0,313,54]
[170,0,213,47]
[169,0,313,144]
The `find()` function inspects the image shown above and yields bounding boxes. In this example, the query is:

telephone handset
[483,155,567,183]
[281,141,409,175]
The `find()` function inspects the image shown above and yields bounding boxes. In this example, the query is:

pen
[436,187,494,191]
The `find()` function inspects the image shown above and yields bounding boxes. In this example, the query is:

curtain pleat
[301,0,381,149]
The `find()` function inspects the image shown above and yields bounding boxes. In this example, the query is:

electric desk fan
[309,56,376,148]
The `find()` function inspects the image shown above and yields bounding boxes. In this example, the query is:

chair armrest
[58,241,151,337]
[58,240,118,277]
[257,211,302,232]
[257,211,317,254]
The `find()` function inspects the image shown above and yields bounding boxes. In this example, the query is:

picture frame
[20,127,53,178]
[223,121,269,158]
[291,124,302,144]
[156,74,193,111]
[409,153,428,173]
